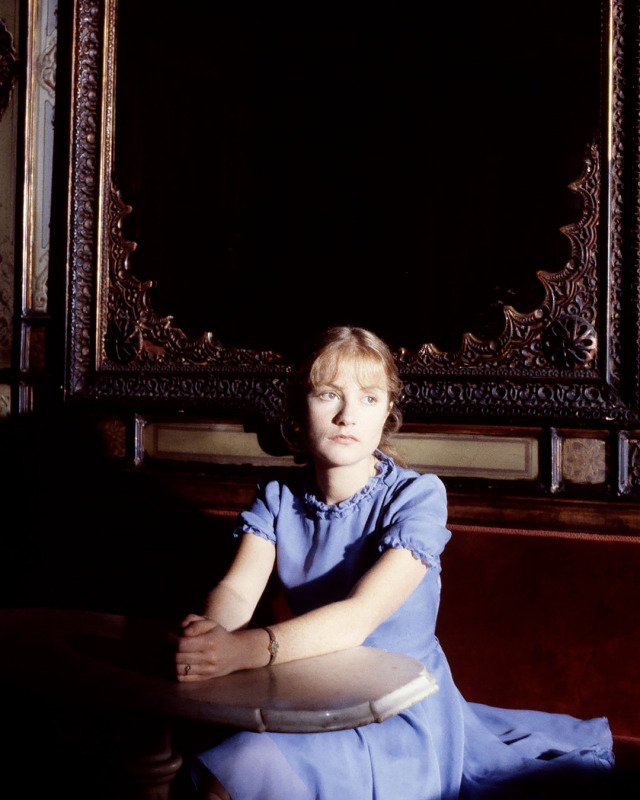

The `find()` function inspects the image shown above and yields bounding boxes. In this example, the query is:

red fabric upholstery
[436,524,640,769]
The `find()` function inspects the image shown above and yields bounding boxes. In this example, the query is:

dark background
[115,1,602,355]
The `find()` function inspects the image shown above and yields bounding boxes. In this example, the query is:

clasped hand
[172,614,240,681]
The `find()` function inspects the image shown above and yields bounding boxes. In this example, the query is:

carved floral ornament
[106,144,600,376]
[63,0,639,425]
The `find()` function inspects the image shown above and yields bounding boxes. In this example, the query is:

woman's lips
[331,434,357,443]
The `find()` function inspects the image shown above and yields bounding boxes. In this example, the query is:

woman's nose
[335,399,357,425]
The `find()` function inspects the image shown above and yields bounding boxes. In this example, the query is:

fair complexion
[174,361,427,680]
[304,366,392,504]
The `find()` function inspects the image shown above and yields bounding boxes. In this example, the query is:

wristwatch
[263,626,279,665]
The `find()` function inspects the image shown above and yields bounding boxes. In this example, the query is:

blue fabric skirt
[195,678,613,799]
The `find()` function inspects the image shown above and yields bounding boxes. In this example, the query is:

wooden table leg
[116,716,183,800]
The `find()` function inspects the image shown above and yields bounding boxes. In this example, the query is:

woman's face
[304,357,391,473]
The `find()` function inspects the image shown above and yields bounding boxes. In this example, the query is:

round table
[1,607,438,797]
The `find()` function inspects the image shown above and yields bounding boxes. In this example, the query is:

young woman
[174,326,613,800]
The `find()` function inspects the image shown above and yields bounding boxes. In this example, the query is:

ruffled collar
[303,451,395,518]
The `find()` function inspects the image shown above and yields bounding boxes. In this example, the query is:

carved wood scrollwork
[62,0,639,425]
[107,144,601,376]
[397,145,601,373]
[105,187,284,372]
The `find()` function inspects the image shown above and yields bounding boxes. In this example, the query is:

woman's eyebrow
[314,379,386,392]
[358,385,386,394]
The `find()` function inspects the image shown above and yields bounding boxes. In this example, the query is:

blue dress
[195,453,614,799]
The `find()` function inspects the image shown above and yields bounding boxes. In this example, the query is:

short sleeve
[233,480,281,545]
[378,473,451,571]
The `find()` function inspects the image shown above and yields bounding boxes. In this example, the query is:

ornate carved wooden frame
[62,0,639,426]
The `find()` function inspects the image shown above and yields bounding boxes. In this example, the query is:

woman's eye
[363,395,377,405]
[320,391,338,400]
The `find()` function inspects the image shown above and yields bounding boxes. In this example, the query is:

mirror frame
[61,0,639,426]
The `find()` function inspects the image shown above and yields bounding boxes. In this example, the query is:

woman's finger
[182,617,217,636]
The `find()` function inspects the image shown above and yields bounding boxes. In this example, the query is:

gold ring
[184,664,191,675]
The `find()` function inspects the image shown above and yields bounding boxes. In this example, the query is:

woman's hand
[174,616,233,681]
[173,615,269,681]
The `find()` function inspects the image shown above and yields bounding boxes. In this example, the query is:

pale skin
[173,361,428,799]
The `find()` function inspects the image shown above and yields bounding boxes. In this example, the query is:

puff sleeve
[377,473,451,571]
[233,480,281,545]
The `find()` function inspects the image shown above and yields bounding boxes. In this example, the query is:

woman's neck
[313,455,378,506]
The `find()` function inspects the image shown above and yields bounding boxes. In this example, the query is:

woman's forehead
[312,352,388,389]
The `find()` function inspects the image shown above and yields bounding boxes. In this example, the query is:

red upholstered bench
[436,524,640,784]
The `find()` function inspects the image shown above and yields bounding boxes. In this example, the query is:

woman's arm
[265,546,427,663]
[175,543,426,680]
[202,532,276,630]
[174,533,275,679]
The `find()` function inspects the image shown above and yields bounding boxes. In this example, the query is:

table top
[0,607,438,733]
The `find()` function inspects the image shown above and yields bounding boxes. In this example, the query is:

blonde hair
[282,326,407,466]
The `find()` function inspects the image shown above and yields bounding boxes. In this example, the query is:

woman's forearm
[256,598,370,664]
[203,580,258,631]
[247,547,427,667]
